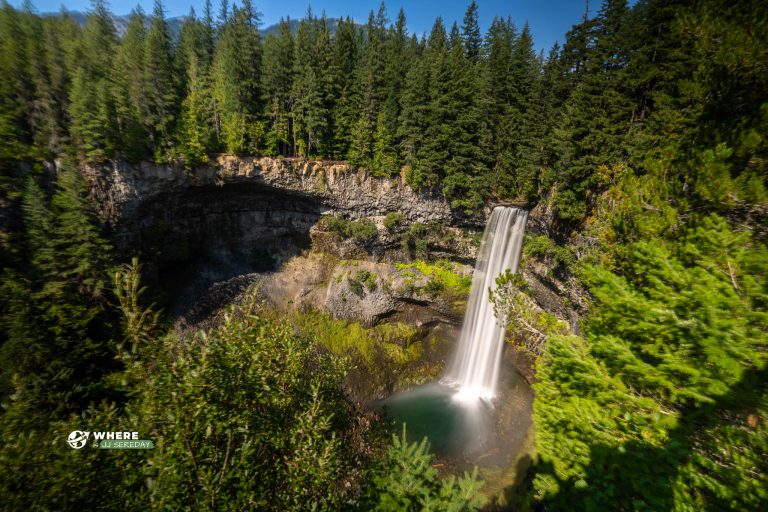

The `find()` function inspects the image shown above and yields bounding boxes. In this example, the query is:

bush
[401,222,429,256]
[523,234,576,274]
[360,427,485,511]
[131,297,357,510]
[347,219,377,243]
[355,269,378,292]
[349,278,364,296]
[384,212,405,232]
[321,215,378,244]
[423,277,445,296]
[321,214,349,236]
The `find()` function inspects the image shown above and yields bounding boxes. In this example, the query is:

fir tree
[68,0,118,159]
[113,8,150,160]
[0,163,113,415]
[211,0,263,154]
[371,110,398,176]
[461,0,482,62]
[144,0,178,158]
[262,19,295,155]
[330,17,362,159]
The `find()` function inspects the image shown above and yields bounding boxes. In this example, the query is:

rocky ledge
[83,156,457,229]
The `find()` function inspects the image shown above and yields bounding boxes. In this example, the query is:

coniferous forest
[0,0,767,510]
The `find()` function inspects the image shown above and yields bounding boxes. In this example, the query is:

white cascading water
[444,206,528,403]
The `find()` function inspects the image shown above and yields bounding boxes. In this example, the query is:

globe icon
[67,430,90,449]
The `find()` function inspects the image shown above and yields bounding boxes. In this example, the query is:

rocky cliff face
[85,156,456,233]
[81,156,475,313]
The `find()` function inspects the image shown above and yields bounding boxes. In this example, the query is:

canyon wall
[84,156,456,234]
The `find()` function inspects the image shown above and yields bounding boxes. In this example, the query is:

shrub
[384,212,405,232]
[321,215,378,244]
[360,427,485,510]
[356,269,378,291]
[347,219,377,243]
[523,234,576,274]
[349,278,364,296]
[424,277,445,296]
[400,222,427,253]
[321,214,349,236]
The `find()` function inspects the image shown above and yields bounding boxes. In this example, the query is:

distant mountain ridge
[40,11,360,39]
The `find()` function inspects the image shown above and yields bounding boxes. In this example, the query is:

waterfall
[444,206,528,402]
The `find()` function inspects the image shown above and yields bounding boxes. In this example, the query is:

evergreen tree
[407,17,449,189]
[397,37,429,183]
[113,8,150,160]
[552,0,634,221]
[330,17,362,159]
[461,0,482,62]
[211,0,263,154]
[34,16,72,155]
[440,23,488,212]
[371,110,398,176]
[348,4,388,165]
[291,12,335,157]
[144,0,178,159]
[0,3,33,158]
[379,8,409,162]
[262,19,295,155]
[0,163,113,414]
[347,79,376,168]
[68,0,118,159]
[179,51,214,168]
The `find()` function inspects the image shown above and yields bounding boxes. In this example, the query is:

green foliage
[0,1,553,204]
[532,214,768,509]
[112,257,161,355]
[490,269,568,356]
[399,222,428,256]
[2,2,768,509]
[347,218,378,243]
[321,214,378,244]
[396,259,471,294]
[383,212,405,232]
[361,426,485,511]
[523,234,576,275]
[0,289,368,510]
[293,309,423,367]
[0,163,115,414]
[349,269,378,295]
[134,298,354,510]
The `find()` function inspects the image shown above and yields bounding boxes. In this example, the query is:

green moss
[292,311,376,364]
[290,312,423,368]
[395,259,471,294]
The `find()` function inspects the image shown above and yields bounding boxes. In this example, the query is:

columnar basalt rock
[83,156,456,232]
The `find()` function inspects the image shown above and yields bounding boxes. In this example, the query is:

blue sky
[14,0,594,52]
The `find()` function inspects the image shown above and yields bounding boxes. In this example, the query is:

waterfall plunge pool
[374,361,532,470]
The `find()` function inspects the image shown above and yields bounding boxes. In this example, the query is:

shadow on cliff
[124,182,324,317]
